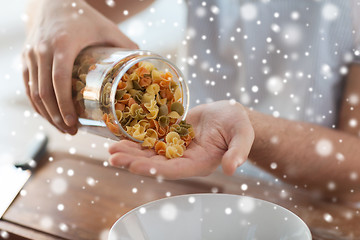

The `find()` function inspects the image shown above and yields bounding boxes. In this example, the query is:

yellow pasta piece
[142,93,155,104]
[144,99,159,119]
[142,137,157,148]
[165,131,181,143]
[129,72,139,81]
[138,119,150,129]
[151,69,162,81]
[173,87,182,102]
[131,123,146,141]
[167,111,181,119]
[165,144,184,158]
[156,93,167,105]
[146,84,160,95]
[139,61,155,72]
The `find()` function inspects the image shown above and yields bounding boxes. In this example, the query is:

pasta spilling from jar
[107,61,194,159]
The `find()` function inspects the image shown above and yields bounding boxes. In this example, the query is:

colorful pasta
[97,60,195,159]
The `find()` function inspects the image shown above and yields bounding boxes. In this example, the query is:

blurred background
[0,0,186,162]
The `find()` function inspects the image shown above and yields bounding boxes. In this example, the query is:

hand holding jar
[22,0,138,134]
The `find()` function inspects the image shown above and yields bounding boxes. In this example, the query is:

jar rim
[109,50,190,143]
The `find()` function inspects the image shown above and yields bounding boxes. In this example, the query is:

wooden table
[0,151,359,240]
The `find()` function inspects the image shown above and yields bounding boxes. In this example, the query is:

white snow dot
[322,3,339,21]
[273,111,280,118]
[105,0,115,7]
[56,167,63,174]
[139,207,146,214]
[59,223,69,232]
[132,187,138,194]
[210,5,220,15]
[240,3,258,21]
[241,184,248,191]
[166,191,171,197]
[40,216,53,229]
[160,203,178,221]
[348,94,359,105]
[188,196,196,204]
[323,213,333,222]
[336,152,345,161]
[238,197,255,213]
[149,168,157,175]
[271,24,281,33]
[327,181,336,191]
[20,189,27,196]
[349,119,358,128]
[57,204,65,211]
[350,172,358,180]
[315,139,333,157]
[50,177,68,195]
[339,66,348,75]
[69,147,76,155]
[123,10,129,15]
[225,207,232,215]
[86,177,96,186]
[196,7,206,18]
[251,85,259,93]
[24,110,31,118]
[229,99,236,105]
[270,162,278,169]
[291,11,300,20]
[266,76,284,94]
[211,187,219,193]
[67,169,74,176]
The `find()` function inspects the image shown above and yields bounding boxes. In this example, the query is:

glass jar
[71,46,189,142]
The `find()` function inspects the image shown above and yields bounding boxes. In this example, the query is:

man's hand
[23,0,138,134]
[108,101,255,179]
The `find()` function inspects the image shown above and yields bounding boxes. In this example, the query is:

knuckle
[38,88,50,100]
[52,32,69,47]
[34,42,49,59]
[31,91,42,103]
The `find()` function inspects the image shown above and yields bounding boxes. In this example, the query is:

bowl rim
[108,193,312,239]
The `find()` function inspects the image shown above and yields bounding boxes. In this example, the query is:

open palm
[108,101,254,179]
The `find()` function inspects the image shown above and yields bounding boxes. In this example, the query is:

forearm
[26,0,154,30]
[247,109,360,197]
[86,0,155,23]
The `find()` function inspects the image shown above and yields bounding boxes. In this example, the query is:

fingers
[221,126,254,176]
[128,157,201,180]
[25,48,58,127]
[52,44,78,128]
[108,140,155,157]
[37,44,76,134]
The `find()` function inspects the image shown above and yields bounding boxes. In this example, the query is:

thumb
[104,26,139,49]
[221,128,254,176]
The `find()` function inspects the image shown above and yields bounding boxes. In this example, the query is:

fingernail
[65,114,76,127]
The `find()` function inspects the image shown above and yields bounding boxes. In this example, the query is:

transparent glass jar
[72,46,189,141]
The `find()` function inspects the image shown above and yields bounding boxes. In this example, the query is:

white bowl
[109,193,311,240]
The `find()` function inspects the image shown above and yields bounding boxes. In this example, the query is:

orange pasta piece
[181,134,192,147]
[117,81,127,90]
[115,103,125,111]
[127,97,136,107]
[118,93,131,105]
[139,76,152,87]
[107,122,120,135]
[155,141,167,155]
[135,66,150,77]
[121,73,130,82]
[89,64,96,71]
[160,88,174,100]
